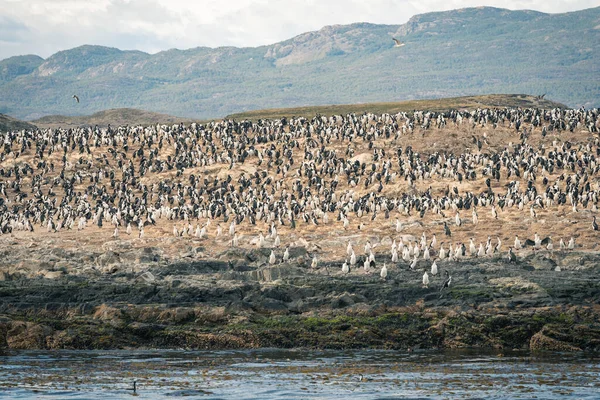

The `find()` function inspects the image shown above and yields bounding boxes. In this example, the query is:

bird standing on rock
[380,264,388,280]
[440,270,452,293]
[431,260,438,276]
[342,261,349,274]
[507,247,516,263]
[283,246,290,261]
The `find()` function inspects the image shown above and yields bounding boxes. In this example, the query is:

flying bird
[392,38,405,48]
[72,95,80,103]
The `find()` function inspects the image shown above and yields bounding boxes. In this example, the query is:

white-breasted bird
[342,261,349,274]
[431,260,438,276]
[392,38,405,47]
[380,264,388,280]
[283,246,290,261]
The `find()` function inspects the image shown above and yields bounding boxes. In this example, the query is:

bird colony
[1,107,599,290]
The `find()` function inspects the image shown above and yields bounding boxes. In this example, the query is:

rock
[288,299,307,313]
[288,246,307,259]
[45,329,84,349]
[6,322,53,349]
[97,251,121,267]
[243,292,288,312]
[93,304,124,322]
[530,326,582,352]
[295,238,310,248]
[102,265,119,274]
[0,319,8,349]
[39,270,64,279]
[102,240,132,251]
[400,234,417,243]
[157,308,195,323]
[138,271,155,283]
[260,299,289,312]
[528,254,557,270]
[251,265,304,282]
[380,236,393,246]
[138,247,162,263]
[331,293,355,309]
[489,277,542,293]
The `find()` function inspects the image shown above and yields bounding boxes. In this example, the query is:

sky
[0,0,598,60]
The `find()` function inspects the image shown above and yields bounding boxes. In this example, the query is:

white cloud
[0,0,597,60]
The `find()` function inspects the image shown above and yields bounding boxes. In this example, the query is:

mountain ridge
[0,6,598,120]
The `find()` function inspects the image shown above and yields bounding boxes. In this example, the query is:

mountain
[32,108,194,129]
[0,6,598,120]
[0,113,37,132]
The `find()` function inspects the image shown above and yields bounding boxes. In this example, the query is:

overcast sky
[0,0,597,60]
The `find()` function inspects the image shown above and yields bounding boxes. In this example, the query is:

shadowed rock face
[0,243,598,351]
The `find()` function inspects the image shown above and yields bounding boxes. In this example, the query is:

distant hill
[0,94,566,130]
[0,6,599,121]
[226,94,566,120]
[32,108,195,129]
[0,113,37,132]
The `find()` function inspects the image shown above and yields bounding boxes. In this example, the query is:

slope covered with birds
[0,6,599,120]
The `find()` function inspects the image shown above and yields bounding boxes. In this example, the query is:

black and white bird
[507,247,517,263]
[444,221,451,237]
[392,38,405,48]
[440,270,452,292]
[72,94,80,103]
[593,216,598,231]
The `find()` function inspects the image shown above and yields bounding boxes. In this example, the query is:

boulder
[96,251,121,267]
[530,330,581,352]
[6,322,53,349]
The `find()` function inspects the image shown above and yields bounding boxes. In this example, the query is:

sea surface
[0,348,598,399]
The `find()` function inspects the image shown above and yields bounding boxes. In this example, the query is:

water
[0,348,599,399]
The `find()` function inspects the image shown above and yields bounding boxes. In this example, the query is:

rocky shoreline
[1,240,599,352]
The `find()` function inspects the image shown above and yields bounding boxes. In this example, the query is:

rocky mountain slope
[0,6,598,120]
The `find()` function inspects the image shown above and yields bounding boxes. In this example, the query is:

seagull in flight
[392,38,405,48]
[72,95,80,103]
